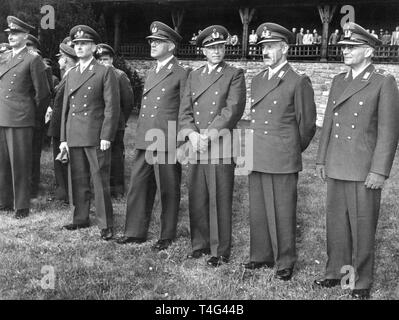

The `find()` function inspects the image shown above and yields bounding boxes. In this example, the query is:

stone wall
[126,59,399,127]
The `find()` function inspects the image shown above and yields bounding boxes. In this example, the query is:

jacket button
[351,124,355,129]
[347,136,352,140]
[72,113,75,116]
[84,95,87,98]
[273,101,277,104]
[265,121,268,124]
[72,104,76,108]
[354,113,358,117]
[144,97,147,100]
[70,89,73,91]
[196,111,200,115]
[13,74,16,77]
[215,91,218,95]
[157,97,160,100]
[10,81,14,84]
[264,131,268,135]
[150,115,154,118]
[71,96,74,99]
[195,102,198,105]
[359,101,363,105]
[268,110,272,113]
[192,92,195,96]
[251,99,254,102]
[142,105,146,108]
[88,87,91,90]
[335,134,338,138]
[334,112,338,116]
[8,88,12,91]
[210,111,214,114]
[251,120,255,123]
[142,114,145,117]
[212,102,216,105]
[251,109,255,113]
[208,121,211,124]
[196,121,200,125]
[335,123,339,127]
[5,96,8,98]
[84,112,87,116]
[83,104,87,107]
[162,88,165,92]
[333,100,336,104]
[154,106,158,109]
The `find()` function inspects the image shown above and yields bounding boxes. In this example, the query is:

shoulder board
[178,62,191,70]
[374,69,390,77]
[193,64,205,72]
[28,49,39,56]
[255,68,268,78]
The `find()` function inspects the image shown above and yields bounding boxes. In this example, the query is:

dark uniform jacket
[249,62,316,173]
[178,61,246,159]
[48,75,66,138]
[0,47,50,127]
[60,59,120,147]
[113,67,134,130]
[135,56,189,152]
[317,64,399,181]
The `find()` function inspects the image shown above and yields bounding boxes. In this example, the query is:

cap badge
[9,22,16,29]
[97,47,103,54]
[212,29,220,39]
[344,29,352,39]
[75,30,84,39]
[262,27,271,39]
[152,24,158,34]
[67,40,72,46]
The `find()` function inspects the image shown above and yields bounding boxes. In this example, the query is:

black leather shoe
[0,205,13,211]
[207,256,229,267]
[187,248,211,259]
[152,239,172,251]
[351,289,370,300]
[100,228,113,241]
[275,268,293,281]
[313,278,341,288]
[14,209,29,219]
[116,236,146,244]
[63,223,90,230]
[244,261,274,270]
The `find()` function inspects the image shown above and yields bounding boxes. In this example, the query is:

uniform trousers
[31,126,43,196]
[110,129,125,195]
[68,146,113,229]
[325,178,381,290]
[249,172,298,270]
[125,149,181,239]
[188,161,236,258]
[0,127,33,210]
[52,137,68,200]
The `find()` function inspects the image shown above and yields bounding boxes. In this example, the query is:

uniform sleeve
[119,72,134,124]
[294,75,316,152]
[370,75,399,177]
[31,56,51,127]
[60,75,70,142]
[316,77,337,165]
[178,72,197,140]
[101,66,120,142]
[206,68,246,141]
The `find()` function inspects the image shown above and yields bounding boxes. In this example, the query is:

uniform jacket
[178,61,246,160]
[60,59,120,147]
[317,64,399,181]
[47,75,66,138]
[135,57,189,152]
[113,67,134,130]
[249,62,316,173]
[0,47,50,127]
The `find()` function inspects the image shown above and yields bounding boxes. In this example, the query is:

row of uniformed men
[0,16,397,300]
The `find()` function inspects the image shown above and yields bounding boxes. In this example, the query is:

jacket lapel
[333,64,374,109]
[252,63,291,107]
[68,59,97,95]
[0,48,26,79]
[143,57,177,95]
[193,61,225,101]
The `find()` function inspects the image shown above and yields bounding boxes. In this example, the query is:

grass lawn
[0,115,398,300]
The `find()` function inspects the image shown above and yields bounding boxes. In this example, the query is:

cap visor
[72,38,95,43]
[146,35,169,41]
[257,38,286,45]
[338,39,365,45]
[203,40,227,47]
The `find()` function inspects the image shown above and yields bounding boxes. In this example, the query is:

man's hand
[188,132,201,152]
[45,107,52,124]
[198,134,209,153]
[316,164,326,182]
[59,141,69,153]
[100,140,111,151]
[365,172,386,189]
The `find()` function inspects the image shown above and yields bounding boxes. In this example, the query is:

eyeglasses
[148,39,166,46]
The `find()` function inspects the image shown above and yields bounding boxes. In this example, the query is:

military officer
[47,42,78,202]
[243,23,316,280]
[26,33,54,198]
[95,43,134,198]
[178,25,246,267]
[60,25,120,240]
[0,16,50,217]
[117,21,189,251]
[314,22,399,299]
